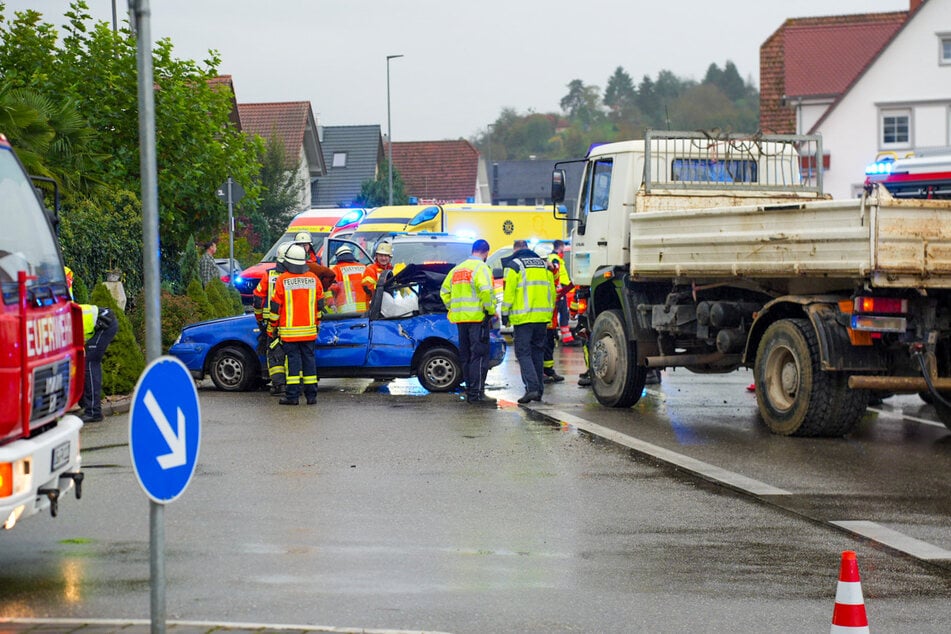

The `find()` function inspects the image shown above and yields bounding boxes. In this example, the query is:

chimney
[910,0,923,12]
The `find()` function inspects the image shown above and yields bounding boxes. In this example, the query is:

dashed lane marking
[529,405,790,496]
[830,521,951,561]
[527,404,951,568]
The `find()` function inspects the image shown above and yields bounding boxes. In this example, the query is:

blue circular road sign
[129,356,201,503]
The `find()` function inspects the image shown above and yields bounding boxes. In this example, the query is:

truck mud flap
[807,304,886,372]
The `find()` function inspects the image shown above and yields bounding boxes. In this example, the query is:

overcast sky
[10,0,908,141]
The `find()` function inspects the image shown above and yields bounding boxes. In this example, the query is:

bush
[89,284,145,396]
[128,289,205,354]
[186,278,216,321]
[205,278,235,318]
[177,235,201,294]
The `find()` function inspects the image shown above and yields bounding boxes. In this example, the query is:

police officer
[440,239,496,405]
[269,244,322,406]
[502,241,556,404]
[253,242,292,395]
[79,303,118,422]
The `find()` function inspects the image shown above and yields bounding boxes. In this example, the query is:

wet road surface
[1,344,950,632]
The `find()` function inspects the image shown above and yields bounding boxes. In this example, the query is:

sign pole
[130,1,166,631]
[227,177,235,287]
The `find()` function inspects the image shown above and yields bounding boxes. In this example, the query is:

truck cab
[0,134,85,529]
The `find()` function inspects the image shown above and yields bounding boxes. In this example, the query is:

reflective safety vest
[80,304,99,341]
[252,268,280,322]
[269,271,322,341]
[547,252,570,287]
[332,261,368,313]
[439,257,495,323]
[501,255,555,326]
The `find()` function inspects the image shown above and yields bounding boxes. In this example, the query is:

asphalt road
[1,345,950,633]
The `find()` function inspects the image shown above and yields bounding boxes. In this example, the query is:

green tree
[177,235,201,293]
[603,66,636,117]
[186,278,215,321]
[559,79,603,128]
[0,1,262,256]
[355,159,408,207]
[59,188,144,299]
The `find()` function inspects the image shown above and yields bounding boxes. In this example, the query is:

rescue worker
[269,244,322,406]
[295,231,336,310]
[331,246,368,313]
[547,240,575,344]
[440,239,496,405]
[362,241,394,297]
[542,245,569,384]
[253,242,291,395]
[78,303,119,422]
[502,241,556,404]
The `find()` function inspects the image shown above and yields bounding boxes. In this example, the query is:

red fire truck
[0,133,85,530]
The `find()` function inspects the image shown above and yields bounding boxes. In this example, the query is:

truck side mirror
[551,169,566,204]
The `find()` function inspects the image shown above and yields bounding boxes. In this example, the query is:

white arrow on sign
[144,389,187,469]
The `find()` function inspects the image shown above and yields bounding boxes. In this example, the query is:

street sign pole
[227,177,235,286]
[128,1,165,632]
[216,178,244,288]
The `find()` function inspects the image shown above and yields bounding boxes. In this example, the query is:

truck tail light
[0,463,12,497]
[853,296,908,314]
[848,296,908,333]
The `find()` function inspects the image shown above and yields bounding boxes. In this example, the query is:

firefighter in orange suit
[362,241,394,297]
[254,242,292,395]
[269,244,323,405]
[331,246,368,313]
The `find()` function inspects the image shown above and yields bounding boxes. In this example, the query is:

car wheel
[208,345,259,392]
[417,346,462,392]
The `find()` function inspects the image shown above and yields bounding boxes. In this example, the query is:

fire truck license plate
[51,441,70,471]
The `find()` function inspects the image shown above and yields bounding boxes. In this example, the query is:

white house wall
[813,0,951,198]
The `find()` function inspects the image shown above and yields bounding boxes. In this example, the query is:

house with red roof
[760,0,948,198]
[387,139,488,204]
[237,101,326,209]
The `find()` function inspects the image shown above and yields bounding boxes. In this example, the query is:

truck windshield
[0,146,66,303]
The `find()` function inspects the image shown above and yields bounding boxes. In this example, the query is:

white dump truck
[551,130,951,437]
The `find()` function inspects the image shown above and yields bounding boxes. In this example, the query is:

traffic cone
[831,550,869,633]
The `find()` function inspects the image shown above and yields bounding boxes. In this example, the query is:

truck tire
[754,319,841,436]
[590,309,645,408]
[417,346,462,392]
[209,345,259,392]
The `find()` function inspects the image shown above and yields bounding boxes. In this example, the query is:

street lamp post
[386,54,404,206]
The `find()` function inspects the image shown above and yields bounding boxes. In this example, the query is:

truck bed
[629,186,951,290]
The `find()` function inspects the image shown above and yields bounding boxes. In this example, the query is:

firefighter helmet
[294,231,312,245]
[284,244,308,273]
[276,242,292,264]
[374,241,393,256]
[335,245,353,257]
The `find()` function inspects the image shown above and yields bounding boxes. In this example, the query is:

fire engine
[0,133,85,530]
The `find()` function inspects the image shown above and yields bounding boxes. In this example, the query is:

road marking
[528,405,951,567]
[830,521,951,561]
[0,618,452,634]
[531,406,791,496]
[867,406,946,429]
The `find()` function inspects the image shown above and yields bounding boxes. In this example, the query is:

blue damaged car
[169,263,506,393]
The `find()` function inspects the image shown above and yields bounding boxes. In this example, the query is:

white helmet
[374,241,393,256]
[276,242,292,264]
[335,245,353,257]
[294,231,312,245]
[284,244,308,273]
